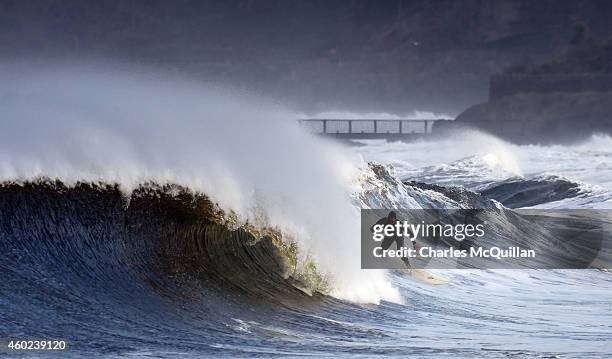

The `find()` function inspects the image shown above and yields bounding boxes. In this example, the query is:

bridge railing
[298,119,446,135]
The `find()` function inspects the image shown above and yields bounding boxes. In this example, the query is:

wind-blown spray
[0,63,400,303]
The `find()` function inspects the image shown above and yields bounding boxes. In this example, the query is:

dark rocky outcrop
[449,91,612,144]
[447,25,612,144]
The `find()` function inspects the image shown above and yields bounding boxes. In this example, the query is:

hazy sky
[2,0,612,114]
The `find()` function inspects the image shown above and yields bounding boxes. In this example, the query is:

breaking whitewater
[1,66,611,358]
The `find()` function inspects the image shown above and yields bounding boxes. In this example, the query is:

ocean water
[0,66,611,358]
[353,132,612,208]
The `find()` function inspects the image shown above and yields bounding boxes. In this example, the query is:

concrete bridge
[298,118,450,141]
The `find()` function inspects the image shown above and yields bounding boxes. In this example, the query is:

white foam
[0,62,400,304]
[354,130,612,208]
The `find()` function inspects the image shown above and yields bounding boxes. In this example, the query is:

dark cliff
[451,91,612,144]
[449,16,612,143]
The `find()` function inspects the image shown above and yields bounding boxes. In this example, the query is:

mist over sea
[1,65,610,358]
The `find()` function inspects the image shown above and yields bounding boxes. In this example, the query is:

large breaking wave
[0,63,398,304]
[0,182,322,305]
[2,64,612,358]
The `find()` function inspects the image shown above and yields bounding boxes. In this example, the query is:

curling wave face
[0,181,369,357]
[0,182,320,307]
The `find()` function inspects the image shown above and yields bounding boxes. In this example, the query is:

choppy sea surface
[1,68,611,358]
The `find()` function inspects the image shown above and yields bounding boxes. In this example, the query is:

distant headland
[440,24,612,144]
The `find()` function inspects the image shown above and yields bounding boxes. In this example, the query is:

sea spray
[0,63,400,304]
